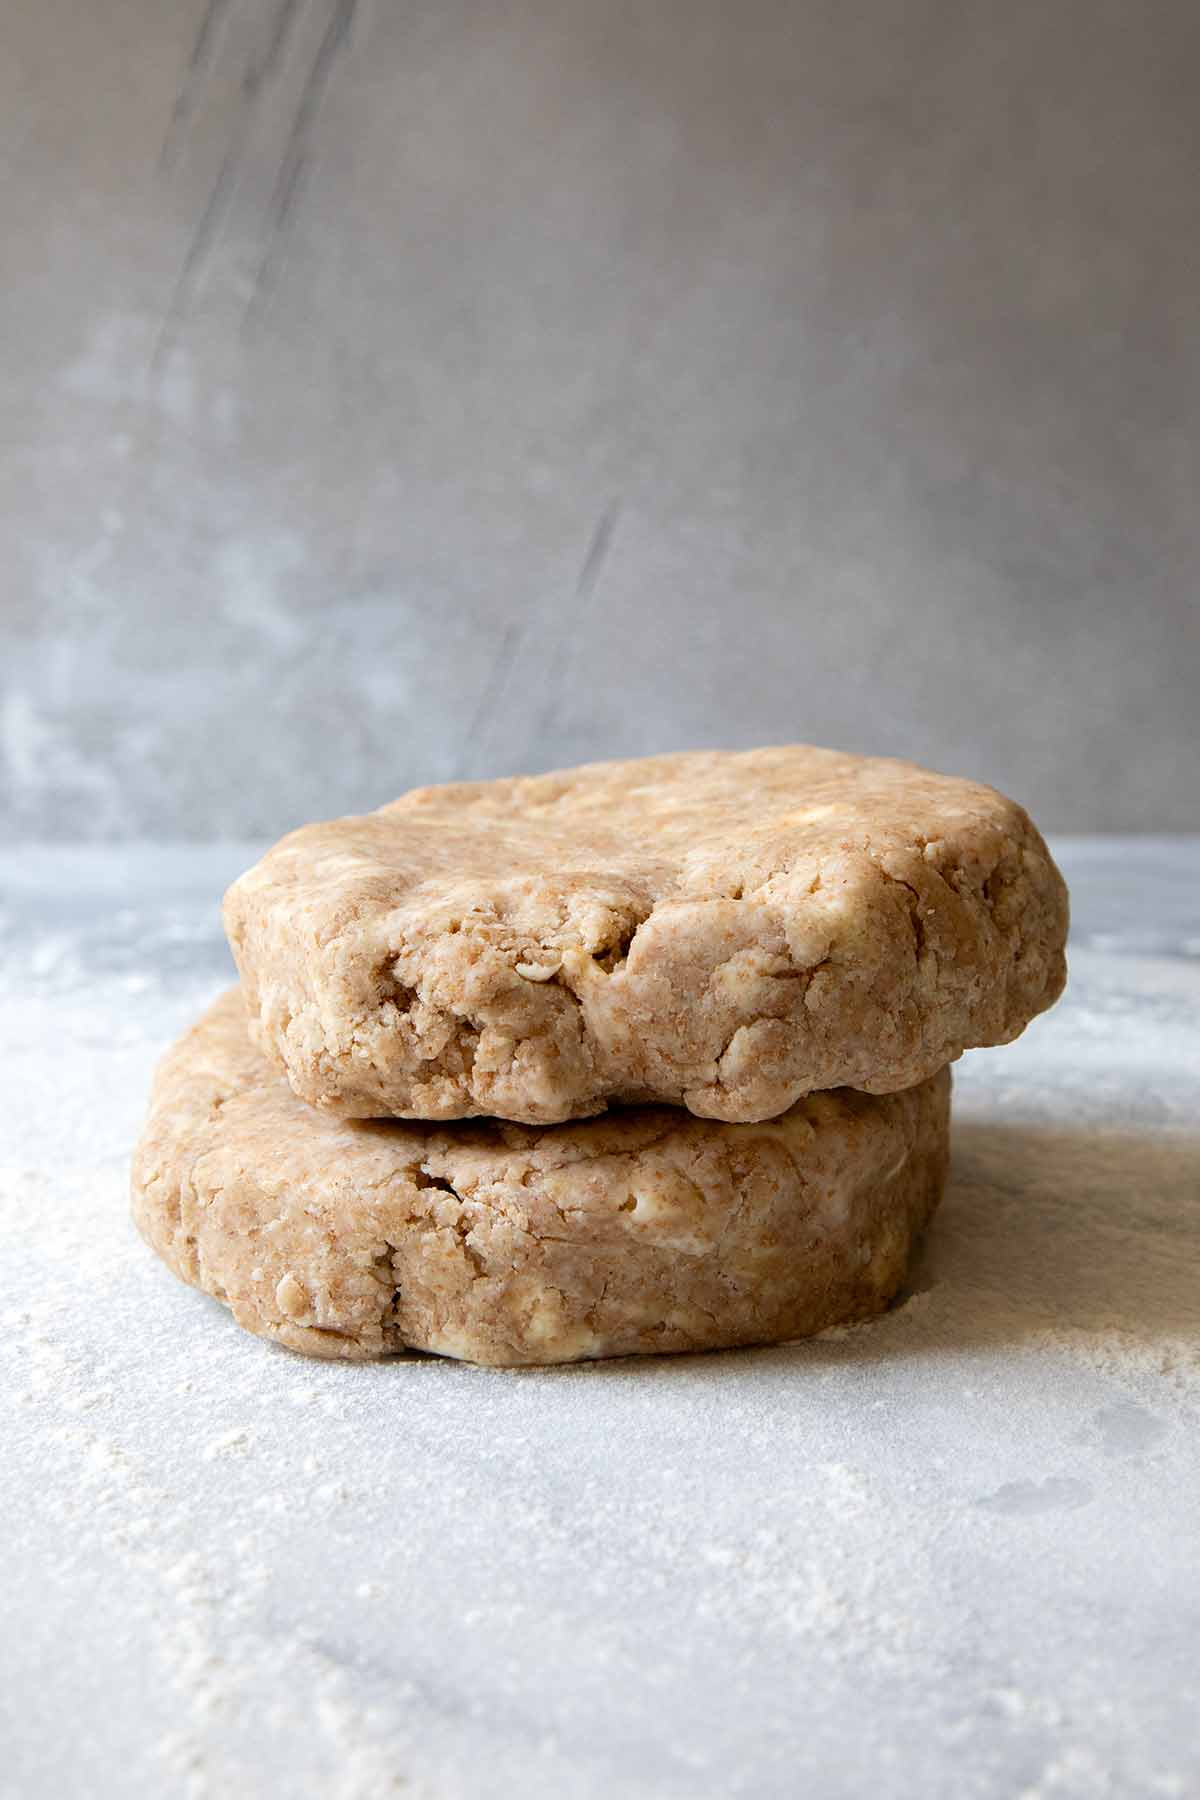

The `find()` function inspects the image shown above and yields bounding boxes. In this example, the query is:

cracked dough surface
[132,990,950,1367]
[224,745,1066,1125]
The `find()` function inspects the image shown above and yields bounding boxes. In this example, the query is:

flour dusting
[1,851,1198,1798]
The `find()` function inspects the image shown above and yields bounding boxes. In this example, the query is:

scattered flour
[1,857,1198,1798]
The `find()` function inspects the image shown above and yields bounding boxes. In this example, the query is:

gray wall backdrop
[3,0,1198,840]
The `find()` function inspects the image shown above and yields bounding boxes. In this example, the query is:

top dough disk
[224,746,1068,1125]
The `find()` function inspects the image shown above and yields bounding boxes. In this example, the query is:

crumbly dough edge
[225,753,1066,1124]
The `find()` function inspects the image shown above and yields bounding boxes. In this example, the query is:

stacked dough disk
[132,747,1068,1366]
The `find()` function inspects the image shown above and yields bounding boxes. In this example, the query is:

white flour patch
[1,860,1198,1798]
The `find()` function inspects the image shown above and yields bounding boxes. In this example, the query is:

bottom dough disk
[132,991,950,1367]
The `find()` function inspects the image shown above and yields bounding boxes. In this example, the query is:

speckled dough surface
[224,747,1066,1125]
[132,990,950,1367]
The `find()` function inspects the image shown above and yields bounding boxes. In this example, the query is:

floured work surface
[2,842,1196,1799]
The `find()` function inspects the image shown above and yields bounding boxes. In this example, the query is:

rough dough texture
[132,990,951,1367]
[224,745,1067,1125]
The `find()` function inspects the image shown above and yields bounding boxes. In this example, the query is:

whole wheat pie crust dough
[225,747,1067,1126]
[132,992,949,1366]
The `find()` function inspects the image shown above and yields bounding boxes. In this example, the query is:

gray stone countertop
[2,839,1198,1799]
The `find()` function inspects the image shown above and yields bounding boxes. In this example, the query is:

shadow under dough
[558,1118,1200,1384]
[804,1117,1200,1368]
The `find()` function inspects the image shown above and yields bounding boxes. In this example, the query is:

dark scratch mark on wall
[151,132,245,378]
[451,503,622,779]
[247,0,359,325]
[151,0,308,378]
[160,0,237,170]
[531,498,622,750]
[270,0,360,232]
[573,500,621,606]
[244,0,304,98]
[454,623,523,779]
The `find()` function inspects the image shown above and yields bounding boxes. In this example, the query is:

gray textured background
[2,0,1197,840]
